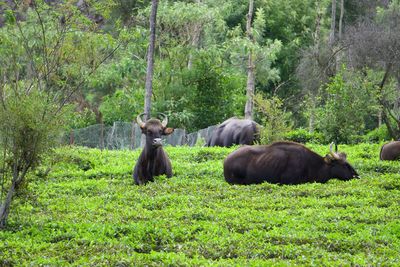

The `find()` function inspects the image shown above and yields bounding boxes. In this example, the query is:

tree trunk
[382,109,398,139]
[0,179,16,228]
[309,95,316,133]
[245,54,255,120]
[313,1,322,50]
[329,0,336,46]
[335,0,345,71]
[338,0,344,41]
[93,105,103,124]
[378,64,398,139]
[187,24,201,70]
[244,0,255,120]
[144,0,158,121]
[0,160,30,229]
[187,0,202,70]
[396,75,400,123]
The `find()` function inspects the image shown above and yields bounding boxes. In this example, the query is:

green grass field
[1,143,400,266]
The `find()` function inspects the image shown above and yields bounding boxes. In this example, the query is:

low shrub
[283,128,324,144]
[362,126,391,143]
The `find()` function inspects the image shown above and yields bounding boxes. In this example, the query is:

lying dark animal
[380,141,400,160]
[207,117,260,147]
[133,113,174,185]
[223,141,359,185]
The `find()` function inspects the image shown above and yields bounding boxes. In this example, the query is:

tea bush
[1,143,400,266]
[362,126,391,143]
[284,128,325,144]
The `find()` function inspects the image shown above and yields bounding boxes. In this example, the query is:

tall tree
[244,0,255,120]
[310,1,323,132]
[144,0,158,121]
[296,1,327,133]
[329,0,337,46]
[338,0,345,40]
[345,2,400,138]
[0,1,119,228]
[226,4,281,121]
[187,0,203,70]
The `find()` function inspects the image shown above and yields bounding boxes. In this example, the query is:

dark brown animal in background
[380,141,400,160]
[207,117,260,147]
[223,141,359,185]
[133,113,174,185]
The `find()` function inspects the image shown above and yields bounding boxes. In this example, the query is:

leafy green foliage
[362,126,391,143]
[2,0,389,144]
[0,0,122,227]
[284,128,325,144]
[316,68,378,144]
[183,51,245,131]
[254,93,293,144]
[225,10,282,87]
[64,106,97,130]
[100,89,144,125]
[157,1,216,45]
[1,143,400,265]
[257,0,321,95]
[0,84,67,227]
[0,88,65,166]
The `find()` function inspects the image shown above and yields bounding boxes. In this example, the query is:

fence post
[131,121,136,150]
[69,130,74,146]
[100,123,104,150]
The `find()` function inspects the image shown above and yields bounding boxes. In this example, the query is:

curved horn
[136,113,146,128]
[158,112,168,127]
[329,142,340,159]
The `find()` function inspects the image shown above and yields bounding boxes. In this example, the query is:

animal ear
[324,154,334,164]
[163,127,174,135]
[140,125,146,133]
[337,152,347,160]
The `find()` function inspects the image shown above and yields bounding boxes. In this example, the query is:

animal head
[324,143,359,180]
[136,113,174,147]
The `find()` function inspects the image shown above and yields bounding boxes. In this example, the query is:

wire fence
[64,122,217,150]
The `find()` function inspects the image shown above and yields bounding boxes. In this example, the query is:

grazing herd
[133,115,400,186]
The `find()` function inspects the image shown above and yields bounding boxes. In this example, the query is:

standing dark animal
[133,113,174,185]
[380,141,400,160]
[207,117,260,147]
[223,141,359,185]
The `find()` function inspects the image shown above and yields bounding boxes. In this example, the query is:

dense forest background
[1,0,400,144]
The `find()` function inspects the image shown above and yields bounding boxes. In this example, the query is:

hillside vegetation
[1,144,399,266]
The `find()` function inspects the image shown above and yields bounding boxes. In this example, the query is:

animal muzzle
[152,138,163,147]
